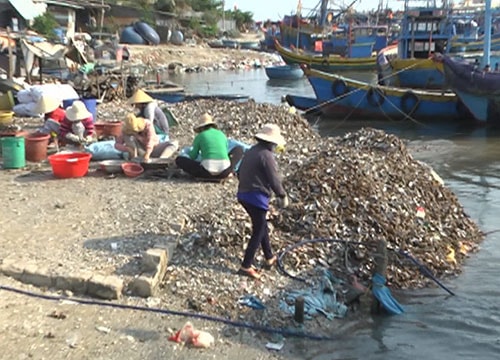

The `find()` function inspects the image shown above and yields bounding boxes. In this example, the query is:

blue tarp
[279,271,348,320]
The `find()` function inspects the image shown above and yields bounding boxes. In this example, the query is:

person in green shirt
[175,113,243,180]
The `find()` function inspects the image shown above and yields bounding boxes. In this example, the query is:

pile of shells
[159,99,484,289]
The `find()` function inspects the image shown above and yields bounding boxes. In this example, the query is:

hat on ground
[128,89,154,105]
[255,124,285,146]
[65,100,92,122]
[34,95,61,114]
[194,113,217,130]
[123,113,146,134]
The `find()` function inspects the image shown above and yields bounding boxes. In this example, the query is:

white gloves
[277,195,289,208]
[65,133,80,143]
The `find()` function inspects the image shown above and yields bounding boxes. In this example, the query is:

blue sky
[230,0,405,22]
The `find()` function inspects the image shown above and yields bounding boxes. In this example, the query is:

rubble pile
[164,100,484,289]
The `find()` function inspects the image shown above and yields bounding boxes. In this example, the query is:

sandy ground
[0,39,302,359]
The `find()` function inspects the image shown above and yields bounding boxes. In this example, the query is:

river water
[168,69,500,359]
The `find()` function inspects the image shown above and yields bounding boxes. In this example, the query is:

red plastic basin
[48,152,92,179]
[121,162,144,178]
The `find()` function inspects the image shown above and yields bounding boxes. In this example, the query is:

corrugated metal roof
[44,0,110,9]
[9,0,46,20]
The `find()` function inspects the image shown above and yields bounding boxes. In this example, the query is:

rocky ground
[0,41,485,359]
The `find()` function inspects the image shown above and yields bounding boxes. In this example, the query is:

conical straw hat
[128,89,154,104]
[194,113,217,130]
[255,124,285,146]
[65,100,92,122]
[34,95,61,114]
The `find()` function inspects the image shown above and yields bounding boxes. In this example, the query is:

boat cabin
[398,7,449,59]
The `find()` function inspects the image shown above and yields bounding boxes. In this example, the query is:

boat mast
[320,0,328,28]
[482,0,492,68]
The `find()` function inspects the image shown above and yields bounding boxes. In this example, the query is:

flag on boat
[297,0,302,15]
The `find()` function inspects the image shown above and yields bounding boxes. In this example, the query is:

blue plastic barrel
[81,97,97,123]
[63,98,78,109]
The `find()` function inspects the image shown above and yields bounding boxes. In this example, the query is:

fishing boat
[275,40,381,72]
[265,64,304,80]
[437,0,499,124]
[377,0,500,90]
[147,90,249,104]
[303,66,463,121]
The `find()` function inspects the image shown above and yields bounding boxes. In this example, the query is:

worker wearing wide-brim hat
[115,113,178,161]
[235,124,288,279]
[34,95,66,136]
[175,113,244,180]
[128,89,171,136]
[58,100,95,146]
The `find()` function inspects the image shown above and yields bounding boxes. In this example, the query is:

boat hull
[275,41,376,72]
[304,67,461,121]
[285,94,319,112]
[377,46,445,89]
[265,65,304,80]
[440,55,500,123]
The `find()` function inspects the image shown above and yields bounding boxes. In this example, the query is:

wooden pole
[371,239,388,314]
[99,1,105,39]
[7,27,13,79]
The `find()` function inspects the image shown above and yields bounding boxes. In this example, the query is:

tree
[31,12,59,40]
[225,9,254,31]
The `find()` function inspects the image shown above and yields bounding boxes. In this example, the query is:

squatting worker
[34,95,66,136]
[236,124,288,279]
[175,113,244,180]
[128,89,171,135]
[59,100,95,146]
[115,114,178,162]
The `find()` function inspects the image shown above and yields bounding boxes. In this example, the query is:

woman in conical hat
[174,113,244,180]
[34,95,65,136]
[115,113,178,161]
[235,124,288,279]
[58,100,95,146]
[128,89,171,136]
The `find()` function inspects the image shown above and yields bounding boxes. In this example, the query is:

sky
[230,0,405,22]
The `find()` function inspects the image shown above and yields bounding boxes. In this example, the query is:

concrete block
[54,271,93,294]
[87,274,123,300]
[0,258,24,280]
[129,276,154,298]
[153,239,177,261]
[21,265,54,288]
[142,248,167,272]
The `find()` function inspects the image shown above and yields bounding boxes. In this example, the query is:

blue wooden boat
[285,94,320,113]
[147,90,249,104]
[437,1,500,124]
[265,65,304,80]
[377,1,500,90]
[275,40,379,72]
[303,66,462,121]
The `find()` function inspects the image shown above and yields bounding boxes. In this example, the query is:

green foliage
[31,13,59,40]
[190,0,223,12]
[225,9,254,31]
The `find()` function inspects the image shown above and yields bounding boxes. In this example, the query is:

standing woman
[236,124,288,279]
[128,89,171,135]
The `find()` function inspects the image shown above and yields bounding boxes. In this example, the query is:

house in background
[0,0,46,31]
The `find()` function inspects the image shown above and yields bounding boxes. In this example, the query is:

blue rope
[0,284,335,341]
[277,237,456,296]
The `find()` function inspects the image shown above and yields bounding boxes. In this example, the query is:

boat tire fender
[367,87,385,107]
[332,79,348,97]
[401,91,420,115]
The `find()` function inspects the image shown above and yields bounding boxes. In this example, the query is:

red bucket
[25,133,50,162]
[94,121,122,138]
[48,152,92,179]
